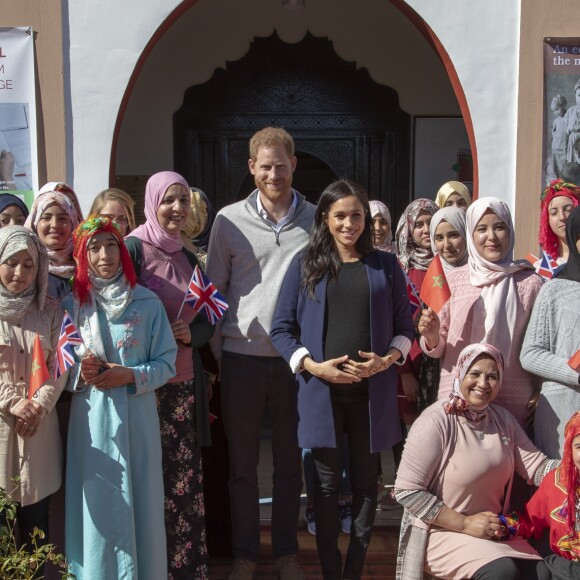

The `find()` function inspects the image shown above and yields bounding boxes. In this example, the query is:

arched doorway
[173,32,411,218]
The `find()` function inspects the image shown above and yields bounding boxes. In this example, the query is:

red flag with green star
[28,333,49,400]
[419,254,451,313]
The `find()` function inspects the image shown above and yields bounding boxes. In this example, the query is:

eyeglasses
[99,213,129,225]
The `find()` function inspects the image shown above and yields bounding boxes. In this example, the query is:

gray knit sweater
[206,189,315,358]
[520,278,580,388]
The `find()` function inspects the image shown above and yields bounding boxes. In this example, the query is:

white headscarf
[429,207,468,273]
[369,200,393,252]
[466,197,533,359]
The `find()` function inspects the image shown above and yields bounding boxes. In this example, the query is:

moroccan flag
[568,350,580,372]
[419,255,451,313]
[29,333,49,400]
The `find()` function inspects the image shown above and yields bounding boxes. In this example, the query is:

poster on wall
[0,27,37,207]
[543,38,580,188]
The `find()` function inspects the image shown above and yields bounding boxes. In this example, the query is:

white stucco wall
[67,0,521,213]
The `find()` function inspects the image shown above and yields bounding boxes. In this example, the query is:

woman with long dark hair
[271,179,414,580]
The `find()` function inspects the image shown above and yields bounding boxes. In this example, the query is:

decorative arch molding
[102,0,502,212]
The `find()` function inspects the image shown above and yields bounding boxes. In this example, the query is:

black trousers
[221,351,302,561]
[312,387,378,580]
[472,557,550,580]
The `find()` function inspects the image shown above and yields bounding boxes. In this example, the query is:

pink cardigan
[421,265,543,424]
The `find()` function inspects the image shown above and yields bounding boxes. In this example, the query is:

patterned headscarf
[561,412,580,534]
[0,226,48,320]
[38,182,84,222]
[24,185,83,277]
[72,215,137,316]
[466,197,534,361]
[435,181,471,209]
[127,171,190,254]
[429,207,468,273]
[369,200,393,252]
[444,343,504,420]
[557,205,580,283]
[540,179,580,261]
[396,198,438,271]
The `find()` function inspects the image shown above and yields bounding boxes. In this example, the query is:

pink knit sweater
[421,264,544,424]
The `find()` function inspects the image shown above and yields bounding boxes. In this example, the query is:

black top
[324,260,371,394]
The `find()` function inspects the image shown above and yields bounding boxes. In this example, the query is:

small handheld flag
[568,350,580,372]
[54,310,84,380]
[400,266,422,319]
[29,333,49,400]
[536,250,560,280]
[176,265,229,324]
[419,255,451,313]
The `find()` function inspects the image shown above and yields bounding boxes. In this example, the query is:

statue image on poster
[543,38,580,186]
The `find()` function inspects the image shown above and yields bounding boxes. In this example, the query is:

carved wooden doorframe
[174,32,410,218]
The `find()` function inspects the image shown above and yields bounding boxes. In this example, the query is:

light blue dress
[63,285,177,580]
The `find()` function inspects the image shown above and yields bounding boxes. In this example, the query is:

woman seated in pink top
[394,343,557,580]
[417,197,543,426]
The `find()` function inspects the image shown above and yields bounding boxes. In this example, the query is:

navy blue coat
[270,250,415,452]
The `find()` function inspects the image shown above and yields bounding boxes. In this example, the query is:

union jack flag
[537,250,560,280]
[54,310,84,380]
[399,263,422,318]
[181,265,228,325]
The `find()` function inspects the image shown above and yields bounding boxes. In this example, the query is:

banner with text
[543,38,580,188]
[0,27,37,207]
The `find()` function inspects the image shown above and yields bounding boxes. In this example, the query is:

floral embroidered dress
[63,286,177,580]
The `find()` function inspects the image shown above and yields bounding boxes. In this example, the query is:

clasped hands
[304,348,401,384]
[80,354,134,390]
[12,398,45,438]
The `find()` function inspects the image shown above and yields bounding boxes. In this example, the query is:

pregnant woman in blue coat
[271,179,414,580]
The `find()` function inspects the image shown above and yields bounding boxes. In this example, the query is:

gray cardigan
[206,189,315,359]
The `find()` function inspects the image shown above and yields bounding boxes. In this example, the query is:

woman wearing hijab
[429,207,468,273]
[0,226,64,554]
[0,193,29,227]
[395,199,438,436]
[521,205,580,457]
[63,216,177,580]
[369,200,393,253]
[125,171,214,580]
[516,412,580,580]
[190,188,215,252]
[434,181,471,210]
[394,343,556,580]
[418,197,544,426]
[537,179,579,265]
[25,182,83,300]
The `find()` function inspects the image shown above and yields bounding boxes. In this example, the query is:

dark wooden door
[174,32,410,220]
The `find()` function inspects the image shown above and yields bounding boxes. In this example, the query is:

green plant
[0,481,75,579]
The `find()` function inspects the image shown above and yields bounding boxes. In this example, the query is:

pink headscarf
[128,171,189,254]
[444,343,504,420]
[466,197,534,360]
[24,185,83,277]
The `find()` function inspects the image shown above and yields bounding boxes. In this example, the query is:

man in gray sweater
[206,127,315,580]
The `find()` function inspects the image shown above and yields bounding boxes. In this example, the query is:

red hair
[72,215,137,304]
[540,179,580,260]
[561,411,580,534]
